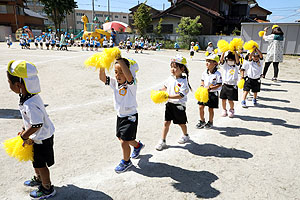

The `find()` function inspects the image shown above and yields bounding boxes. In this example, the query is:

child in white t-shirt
[155,55,192,151]
[190,42,195,59]
[219,51,240,117]
[6,60,56,199]
[99,57,144,173]
[241,47,263,107]
[6,35,12,48]
[206,42,214,55]
[102,37,108,48]
[196,54,222,129]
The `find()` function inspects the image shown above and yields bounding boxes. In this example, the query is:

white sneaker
[178,135,190,144]
[155,140,167,151]
[228,109,235,118]
[221,109,227,117]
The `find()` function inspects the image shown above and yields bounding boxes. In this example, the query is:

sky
[76,0,300,23]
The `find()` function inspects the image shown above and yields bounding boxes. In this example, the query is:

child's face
[209,43,213,47]
[253,55,260,62]
[206,60,217,70]
[114,64,126,84]
[7,76,21,94]
[227,58,235,66]
[170,62,184,77]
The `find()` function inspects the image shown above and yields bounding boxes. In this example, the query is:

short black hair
[115,58,130,68]
[272,27,284,35]
[226,51,235,60]
[7,71,24,84]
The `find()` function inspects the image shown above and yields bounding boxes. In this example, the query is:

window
[77,21,83,24]
[95,14,103,17]
[0,5,7,14]
[123,16,127,19]
[161,24,173,34]
[115,15,118,18]
[76,13,84,16]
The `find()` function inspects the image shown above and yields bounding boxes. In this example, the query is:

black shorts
[135,45,139,50]
[81,44,84,47]
[51,44,55,47]
[35,43,38,46]
[165,102,187,124]
[127,46,131,49]
[33,135,54,168]
[103,45,107,48]
[85,44,89,47]
[46,44,49,47]
[40,43,43,46]
[243,77,261,92]
[116,113,138,141]
[198,92,219,108]
[56,44,59,47]
[220,84,238,101]
[138,46,143,49]
[90,45,94,48]
[190,51,194,56]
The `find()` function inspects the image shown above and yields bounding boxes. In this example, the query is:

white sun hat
[7,60,41,94]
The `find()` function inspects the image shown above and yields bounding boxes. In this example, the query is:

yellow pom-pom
[205,51,209,56]
[243,40,259,53]
[258,31,265,37]
[214,49,218,54]
[3,136,33,162]
[150,90,169,104]
[84,47,121,70]
[194,87,209,103]
[217,40,229,53]
[229,38,244,52]
[193,46,199,51]
[238,79,245,89]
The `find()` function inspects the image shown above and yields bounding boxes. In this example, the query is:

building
[0,0,45,40]
[249,3,272,22]
[128,4,161,29]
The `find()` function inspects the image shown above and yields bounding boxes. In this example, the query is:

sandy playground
[0,43,300,200]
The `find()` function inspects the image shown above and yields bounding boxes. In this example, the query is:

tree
[39,0,77,32]
[176,16,202,46]
[154,18,163,37]
[133,1,152,36]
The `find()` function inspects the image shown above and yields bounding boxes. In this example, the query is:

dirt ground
[0,43,299,200]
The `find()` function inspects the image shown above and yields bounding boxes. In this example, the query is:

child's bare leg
[242,91,249,101]
[229,100,234,110]
[199,105,205,121]
[162,121,171,140]
[129,140,139,148]
[178,124,188,135]
[222,99,227,110]
[208,108,214,122]
[36,167,51,189]
[120,139,131,161]
[253,92,258,99]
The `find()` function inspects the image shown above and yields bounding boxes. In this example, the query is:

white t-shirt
[103,40,108,46]
[106,76,137,117]
[190,46,195,52]
[126,41,131,46]
[206,46,214,54]
[241,59,264,79]
[164,75,189,106]
[19,94,55,144]
[221,62,239,85]
[201,69,222,92]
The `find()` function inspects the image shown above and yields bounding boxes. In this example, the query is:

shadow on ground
[279,80,300,84]
[261,88,288,92]
[132,154,220,199]
[213,126,272,137]
[258,96,290,103]
[53,184,112,200]
[235,115,300,129]
[0,109,22,119]
[257,103,300,112]
[169,141,253,159]
[261,82,281,87]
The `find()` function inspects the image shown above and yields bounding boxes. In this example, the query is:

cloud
[270,16,285,21]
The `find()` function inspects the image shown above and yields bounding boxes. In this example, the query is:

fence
[241,22,300,55]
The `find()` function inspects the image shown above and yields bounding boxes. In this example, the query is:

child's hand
[22,139,34,147]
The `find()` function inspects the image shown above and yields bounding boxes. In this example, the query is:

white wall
[0,26,12,42]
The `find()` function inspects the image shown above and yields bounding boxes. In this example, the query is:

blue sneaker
[30,185,56,199]
[131,142,144,159]
[241,100,247,108]
[115,159,133,173]
[24,176,41,187]
[253,98,257,105]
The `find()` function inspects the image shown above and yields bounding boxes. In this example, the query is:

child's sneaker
[241,100,247,108]
[196,120,206,129]
[204,121,213,129]
[221,110,228,117]
[178,135,190,144]
[155,140,167,151]
[253,98,257,105]
[228,109,235,118]
[115,159,133,173]
[271,77,278,82]
[30,185,56,199]
[131,142,144,159]
[24,176,41,187]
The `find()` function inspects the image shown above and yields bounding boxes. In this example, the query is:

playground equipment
[81,15,111,44]
[15,26,34,41]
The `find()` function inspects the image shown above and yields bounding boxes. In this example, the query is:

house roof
[250,3,272,15]
[129,3,160,12]
[24,8,47,19]
[153,0,223,19]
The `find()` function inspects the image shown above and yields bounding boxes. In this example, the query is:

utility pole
[108,0,110,21]
[92,0,95,22]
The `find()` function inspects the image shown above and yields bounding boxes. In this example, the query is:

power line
[273,12,300,22]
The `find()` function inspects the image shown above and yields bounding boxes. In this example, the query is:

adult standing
[111,28,117,46]
[262,25,284,82]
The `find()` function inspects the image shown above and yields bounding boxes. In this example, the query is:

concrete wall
[0,26,12,41]
[241,22,300,55]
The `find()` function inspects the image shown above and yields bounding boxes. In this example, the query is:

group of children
[79,36,116,51]
[6,37,265,198]
[118,37,161,53]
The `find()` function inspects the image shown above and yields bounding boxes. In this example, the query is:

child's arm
[207,83,222,91]
[168,94,183,99]
[220,52,225,64]
[117,58,133,83]
[256,48,263,59]
[235,51,240,65]
[99,68,106,83]
[21,127,41,145]
[200,80,205,87]
[160,86,167,91]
